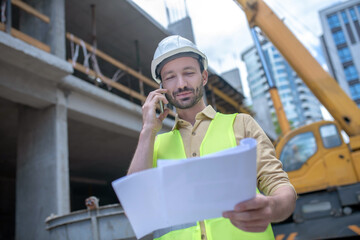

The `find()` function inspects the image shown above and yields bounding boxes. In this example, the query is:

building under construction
[0,0,248,239]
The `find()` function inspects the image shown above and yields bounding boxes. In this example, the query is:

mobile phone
[159,83,164,113]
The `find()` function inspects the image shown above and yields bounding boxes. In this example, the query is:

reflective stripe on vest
[153,112,275,240]
[153,222,198,239]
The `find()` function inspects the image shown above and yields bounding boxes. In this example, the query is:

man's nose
[176,75,187,89]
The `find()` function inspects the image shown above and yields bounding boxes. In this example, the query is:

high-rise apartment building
[319,0,360,107]
[241,40,323,137]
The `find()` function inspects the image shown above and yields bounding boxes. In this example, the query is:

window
[279,85,289,90]
[277,69,286,74]
[278,77,287,82]
[327,13,341,29]
[349,83,360,99]
[332,30,346,45]
[350,8,358,21]
[337,47,352,63]
[280,132,317,172]
[273,53,281,58]
[341,11,349,23]
[280,93,292,99]
[320,124,342,148]
[344,65,359,81]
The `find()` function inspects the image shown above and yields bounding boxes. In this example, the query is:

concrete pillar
[15,90,69,240]
[20,0,66,59]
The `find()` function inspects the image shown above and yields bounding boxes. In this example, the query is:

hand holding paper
[112,138,257,239]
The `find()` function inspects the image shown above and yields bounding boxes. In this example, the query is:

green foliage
[271,112,294,135]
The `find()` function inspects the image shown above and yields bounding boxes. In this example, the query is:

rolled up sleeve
[234,114,296,196]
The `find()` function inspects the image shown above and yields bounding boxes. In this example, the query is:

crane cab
[276,121,360,194]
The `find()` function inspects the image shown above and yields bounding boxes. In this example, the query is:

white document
[112,138,257,239]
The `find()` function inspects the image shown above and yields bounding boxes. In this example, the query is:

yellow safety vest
[152,112,275,240]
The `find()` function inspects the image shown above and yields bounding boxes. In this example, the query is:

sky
[132,0,344,119]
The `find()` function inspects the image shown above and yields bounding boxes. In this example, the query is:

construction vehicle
[235,0,360,239]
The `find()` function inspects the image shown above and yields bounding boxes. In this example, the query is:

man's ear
[202,70,208,86]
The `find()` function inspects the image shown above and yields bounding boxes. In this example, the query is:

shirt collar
[172,105,216,130]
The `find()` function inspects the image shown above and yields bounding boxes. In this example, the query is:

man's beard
[165,82,204,109]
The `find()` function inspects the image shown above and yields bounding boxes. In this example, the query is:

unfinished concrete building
[0,0,248,239]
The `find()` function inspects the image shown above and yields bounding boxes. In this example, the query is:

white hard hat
[151,35,208,83]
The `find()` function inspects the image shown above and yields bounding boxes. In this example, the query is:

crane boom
[235,0,360,137]
[234,1,360,238]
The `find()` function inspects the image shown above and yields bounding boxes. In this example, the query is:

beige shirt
[172,105,294,196]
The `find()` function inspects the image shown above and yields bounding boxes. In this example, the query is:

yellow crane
[250,27,291,135]
[235,0,360,239]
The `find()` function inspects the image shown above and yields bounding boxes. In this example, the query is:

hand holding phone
[141,87,168,135]
[159,83,164,113]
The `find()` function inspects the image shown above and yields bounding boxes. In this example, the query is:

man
[128,35,296,240]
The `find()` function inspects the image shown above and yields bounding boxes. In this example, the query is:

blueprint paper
[112,138,257,239]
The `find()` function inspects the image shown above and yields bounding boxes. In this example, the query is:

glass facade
[278,85,289,90]
[242,39,323,136]
[350,84,360,99]
[327,13,341,28]
[337,47,353,63]
[349,8,358,20]
[332,30,346,45]
[320,1,360,107]
[278,77,287,82]
[341,11,349,23]
[344,65,359,81]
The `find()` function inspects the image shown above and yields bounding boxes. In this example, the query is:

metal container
[46,204,152,240]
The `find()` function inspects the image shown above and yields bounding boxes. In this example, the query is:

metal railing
[66,32,250,116]
[66,32,176,117]
[0,1,249,115]
[207,83,249,114]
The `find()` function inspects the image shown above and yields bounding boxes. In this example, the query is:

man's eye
[165,76,175,81]
[185,72,194,76]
